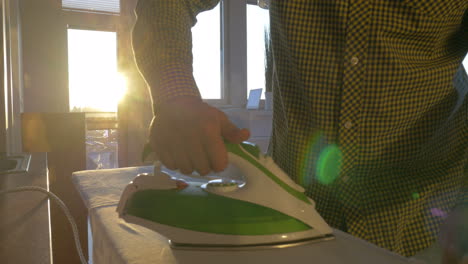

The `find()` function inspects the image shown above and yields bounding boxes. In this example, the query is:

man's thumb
[219,113,250,143]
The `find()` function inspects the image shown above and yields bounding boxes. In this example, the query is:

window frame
[205,0,266,108]
[217,0,248,108]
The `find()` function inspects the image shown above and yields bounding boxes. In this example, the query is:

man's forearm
[132,0,220,112]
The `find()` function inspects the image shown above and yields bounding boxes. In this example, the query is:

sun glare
[68,29,127,112]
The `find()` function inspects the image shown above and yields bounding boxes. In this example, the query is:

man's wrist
[153,95,202,116]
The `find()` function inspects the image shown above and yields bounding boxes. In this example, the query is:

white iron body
[117,143,334,249]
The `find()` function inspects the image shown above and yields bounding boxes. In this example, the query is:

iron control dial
[205,179,239,192]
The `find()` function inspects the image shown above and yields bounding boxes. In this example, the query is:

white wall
[20,0,69,113]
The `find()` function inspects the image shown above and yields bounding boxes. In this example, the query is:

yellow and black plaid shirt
[132,0,468,257]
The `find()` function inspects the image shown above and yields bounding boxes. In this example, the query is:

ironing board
[72,167,415,264]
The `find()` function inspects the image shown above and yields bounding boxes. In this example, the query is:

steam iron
[117,142,334,250]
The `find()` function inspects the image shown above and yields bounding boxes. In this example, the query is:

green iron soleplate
[125,184,312,236]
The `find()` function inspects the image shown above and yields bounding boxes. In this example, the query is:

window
[62,0,272,167]
[62,0,124,113]
[192,3,221,99]
[191,1,270,106]
[62,0,122,169]
[247,4,270,99]
[67,29,126,112]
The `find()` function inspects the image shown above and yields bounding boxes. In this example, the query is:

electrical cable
[0,186,88,264]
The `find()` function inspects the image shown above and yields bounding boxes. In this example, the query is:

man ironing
[131,0,467,263]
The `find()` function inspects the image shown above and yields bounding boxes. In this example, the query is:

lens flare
[430,208,448,218]
[297,132,343,186]
[297,132,324,186]
[316,144,343,185]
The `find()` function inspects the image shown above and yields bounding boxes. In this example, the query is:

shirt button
[344,121,353,129]
[350,56,359,65]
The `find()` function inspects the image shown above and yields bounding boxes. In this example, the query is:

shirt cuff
[150,63,201,115]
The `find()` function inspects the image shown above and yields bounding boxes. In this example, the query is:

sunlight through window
[247,5,270,99]
[192,3,221,99]
[67,29,127,112]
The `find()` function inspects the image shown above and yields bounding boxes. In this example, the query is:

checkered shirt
[132,0,468,257]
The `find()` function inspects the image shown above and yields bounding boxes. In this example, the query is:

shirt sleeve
[132,0,220,113]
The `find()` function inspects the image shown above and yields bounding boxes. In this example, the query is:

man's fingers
[238,128,251,141]
[188,139,211,176]
[219,113,250,143]
[171,142,194,175]
[159,151,176,171]
[147,99,249,174]
[202,130,228,172]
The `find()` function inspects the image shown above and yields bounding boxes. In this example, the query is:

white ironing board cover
[72,167,413,264]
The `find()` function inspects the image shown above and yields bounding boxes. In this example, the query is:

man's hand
[149,97,250,175]
[440,205,468,264]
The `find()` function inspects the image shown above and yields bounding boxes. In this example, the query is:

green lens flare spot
[316,145,342,185]
[296,132,324,186]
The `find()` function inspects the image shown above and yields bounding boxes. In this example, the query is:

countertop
[0,153,50,264]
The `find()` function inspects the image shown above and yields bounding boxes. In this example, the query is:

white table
[72,166,413,264]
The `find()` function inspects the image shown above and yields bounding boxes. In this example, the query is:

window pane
[192,4,221,99]
[68,29,127,112]
[86,129,118,169]
[247,5,270,99]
